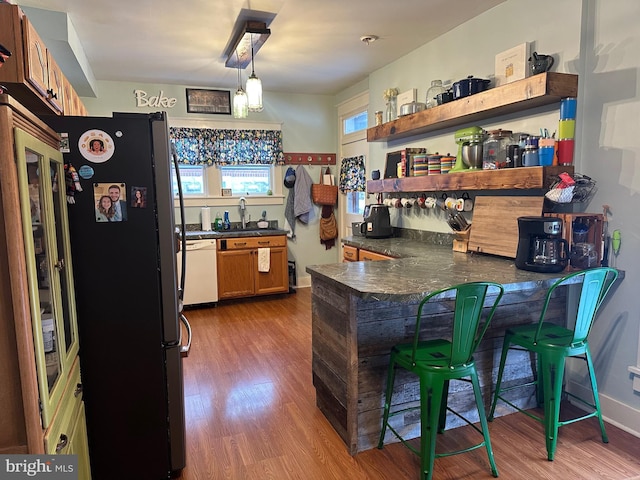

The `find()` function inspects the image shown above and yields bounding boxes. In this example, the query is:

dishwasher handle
[185,240,216,251]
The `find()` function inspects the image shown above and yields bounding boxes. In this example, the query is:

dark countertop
[183,228,288,240]
[306,236,575,302]
[181,221,288,240]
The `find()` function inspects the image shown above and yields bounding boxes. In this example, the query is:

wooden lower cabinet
[343,245,358,262]
[217,235,289,300]
[343,245,394,262]
[358,248,394,261]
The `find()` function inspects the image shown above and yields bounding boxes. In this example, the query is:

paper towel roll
[201,207,211,231]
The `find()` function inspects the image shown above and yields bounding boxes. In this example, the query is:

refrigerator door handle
[179,313,192,357]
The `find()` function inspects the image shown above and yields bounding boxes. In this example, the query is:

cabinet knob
[74,383,83,397]
[55,434,69,453]
[54,258,65,270]
[47,88,58,100]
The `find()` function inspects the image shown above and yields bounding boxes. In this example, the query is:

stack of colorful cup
[440,154,455,174]
[558,97,576,165]
[427,154,442,175]
[413,154,428,176]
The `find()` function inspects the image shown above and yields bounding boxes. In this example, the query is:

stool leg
[471,369,499,477]
[584,347,608,443]
[489,333,512,421]
[438,380,450,433]
[378,353,397,449]
[540,353,566,461]
[420,373,444,480]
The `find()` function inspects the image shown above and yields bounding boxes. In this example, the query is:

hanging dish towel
[258,248,271,272]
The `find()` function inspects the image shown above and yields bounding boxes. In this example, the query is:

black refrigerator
[44,112,189,479]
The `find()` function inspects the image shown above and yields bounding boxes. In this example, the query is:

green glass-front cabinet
[0,95,91,479]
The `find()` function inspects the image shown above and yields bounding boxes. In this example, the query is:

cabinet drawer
[219,235,286,250]
[343,245,358,262]
[358,249,394,261]
[44,357,83,454]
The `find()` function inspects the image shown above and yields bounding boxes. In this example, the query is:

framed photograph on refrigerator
[185,88,231,115]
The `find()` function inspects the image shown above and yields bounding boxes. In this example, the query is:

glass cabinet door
[14,128,78,427]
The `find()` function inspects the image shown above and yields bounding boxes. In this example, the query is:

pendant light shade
[246,34,264,112]
[233,88,249,118]
[246,73,263,112]
[233,60,248,119]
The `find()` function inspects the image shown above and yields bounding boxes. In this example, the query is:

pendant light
[232,53,248,118]
[245,33,263,112]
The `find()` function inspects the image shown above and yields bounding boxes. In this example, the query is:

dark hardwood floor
[178,287,640,479]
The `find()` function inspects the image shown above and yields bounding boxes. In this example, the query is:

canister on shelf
[482,129,513,169]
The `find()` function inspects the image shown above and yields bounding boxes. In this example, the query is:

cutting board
[467,196,544,258]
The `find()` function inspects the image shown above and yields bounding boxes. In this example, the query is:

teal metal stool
[489,267,619,461]
[378,282,504,480]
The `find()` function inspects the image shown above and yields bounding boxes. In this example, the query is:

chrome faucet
[239,196,247,229]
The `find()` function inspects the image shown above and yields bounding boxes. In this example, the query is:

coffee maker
[515,216,568,273]
[360,204,393,238]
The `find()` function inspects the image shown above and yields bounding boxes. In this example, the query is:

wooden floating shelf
[366,166,574,193]
[367,72,578,143]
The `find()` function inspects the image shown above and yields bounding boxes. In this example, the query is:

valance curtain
[339,155,366,193]
[169,127,283,166]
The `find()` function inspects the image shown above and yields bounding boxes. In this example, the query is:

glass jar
[570,242,598,269]
[482,129,513,169]
[385,97,397,122]
[426,80,446,109]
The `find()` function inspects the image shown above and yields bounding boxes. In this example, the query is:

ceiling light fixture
[225,21,271,69]
[233,53,248,119]
[360,35,379,45]
[245,33,263,112]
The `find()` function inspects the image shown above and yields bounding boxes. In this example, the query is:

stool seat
[489,267,619,461]
[378,282,504,480]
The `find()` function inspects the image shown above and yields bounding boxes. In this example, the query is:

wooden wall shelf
[366,166,574,193]
[367,72,578,143]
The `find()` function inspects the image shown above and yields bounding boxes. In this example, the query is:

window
[347,192,366,215]
[220,165,272,196]
[172,165,205,196]
[343,110,368,136]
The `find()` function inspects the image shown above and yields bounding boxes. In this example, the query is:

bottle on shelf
[214,211,223,231]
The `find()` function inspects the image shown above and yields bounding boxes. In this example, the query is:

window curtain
[169,127,283,166]
[339,155,366,192]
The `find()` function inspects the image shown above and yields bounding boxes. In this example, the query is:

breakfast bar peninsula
[306,238,609,455]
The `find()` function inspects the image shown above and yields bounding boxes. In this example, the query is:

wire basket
[545,173,597,204]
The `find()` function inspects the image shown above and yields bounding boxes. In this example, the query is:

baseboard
[296,274,311,289]
[568,380,640,438]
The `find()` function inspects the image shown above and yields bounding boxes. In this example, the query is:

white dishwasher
[177,239,218,306]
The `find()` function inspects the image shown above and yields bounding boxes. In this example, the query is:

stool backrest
[413,282,504,366]
[536,267,619,345]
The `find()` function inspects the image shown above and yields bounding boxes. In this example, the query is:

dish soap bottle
[214,211,223,231]
[223,211,231,230]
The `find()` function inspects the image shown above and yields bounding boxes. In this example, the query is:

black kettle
[360,204,393,238]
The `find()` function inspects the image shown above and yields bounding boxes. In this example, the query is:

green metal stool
[378,282,504,480]
[489,267,619,461]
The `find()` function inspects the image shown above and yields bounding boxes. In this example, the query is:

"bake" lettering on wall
[134,90,177,108]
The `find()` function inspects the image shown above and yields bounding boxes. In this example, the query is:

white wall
[81,80,341,287]
[575,0,640,434]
